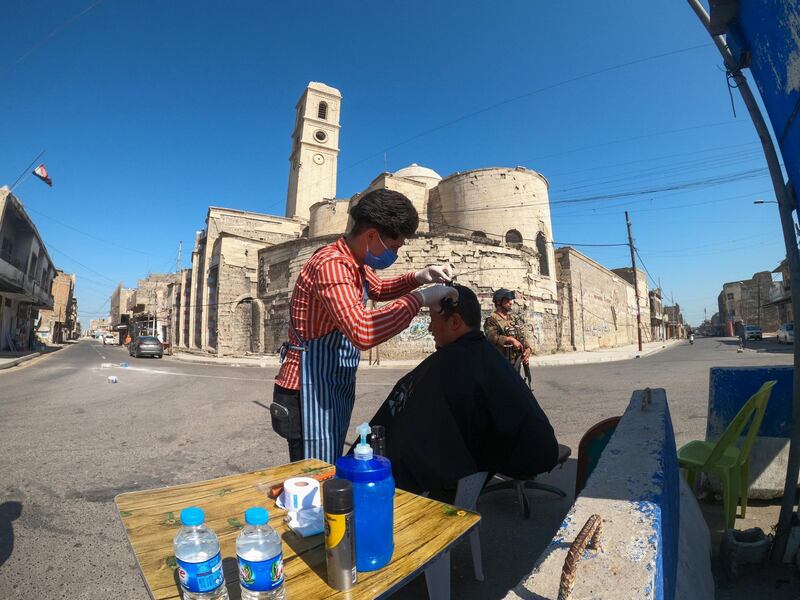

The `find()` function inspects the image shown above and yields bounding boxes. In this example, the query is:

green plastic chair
[678,380,776,529]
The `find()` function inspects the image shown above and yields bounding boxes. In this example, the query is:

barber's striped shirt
[275,237,421,390]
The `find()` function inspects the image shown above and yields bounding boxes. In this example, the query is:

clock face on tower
[313,154,325,165]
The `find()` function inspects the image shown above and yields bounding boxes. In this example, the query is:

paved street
[0,337,793,599]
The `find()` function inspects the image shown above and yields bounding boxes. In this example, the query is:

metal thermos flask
[323,479,357,590]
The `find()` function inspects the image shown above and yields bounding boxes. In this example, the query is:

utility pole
[688,0,800,560]
[626,211,643,351]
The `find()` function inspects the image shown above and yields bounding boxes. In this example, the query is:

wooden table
[115,459,480,599]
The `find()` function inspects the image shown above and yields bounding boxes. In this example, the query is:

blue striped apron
[291,277,368,464]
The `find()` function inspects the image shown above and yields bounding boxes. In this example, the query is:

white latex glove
[413,285,459,310]
[415,264,454,284]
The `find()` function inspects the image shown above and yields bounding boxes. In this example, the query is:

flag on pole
[32,164,52,187]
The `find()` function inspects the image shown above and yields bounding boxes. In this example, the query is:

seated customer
[367,285,559,501]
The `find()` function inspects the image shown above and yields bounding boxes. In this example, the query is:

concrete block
[504,388,695,600]
[720,528,770,580]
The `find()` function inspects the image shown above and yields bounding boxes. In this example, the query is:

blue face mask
[365,235,398,270]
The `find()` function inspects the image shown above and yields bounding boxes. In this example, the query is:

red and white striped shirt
[275,237,422,390]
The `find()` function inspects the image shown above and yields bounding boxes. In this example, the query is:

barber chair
[480,443,571,519]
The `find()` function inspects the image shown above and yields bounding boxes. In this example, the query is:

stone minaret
[285,82,341,221]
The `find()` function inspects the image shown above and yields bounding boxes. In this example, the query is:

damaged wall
[555,247,650,351]
[257,232,558,360]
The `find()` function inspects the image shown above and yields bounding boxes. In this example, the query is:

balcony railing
[768,281,791,303]
[0,249,28,273]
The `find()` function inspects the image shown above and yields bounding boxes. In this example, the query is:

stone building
[664,305,685,339]
[0,187,57,351]
[172,80,654,360]
[37,270,76,344]
[175,208,305,355]
[258,226,558,359]
[554,248,650,351]
[717,272,781,333]
[649,288,666,341]
[110,284,135,341]
[128,273,177,341]
[88,318,109,335]
[765,259,792,325]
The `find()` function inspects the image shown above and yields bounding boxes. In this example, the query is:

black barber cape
[368,329,558,500]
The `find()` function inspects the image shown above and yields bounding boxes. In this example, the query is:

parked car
[745,325,763,340]
[102,333,116,345]
[129,336,164,358]
[777,323,794,344]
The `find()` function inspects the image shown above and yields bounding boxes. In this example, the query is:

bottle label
[176,552,224,593]
[237,552,284,591]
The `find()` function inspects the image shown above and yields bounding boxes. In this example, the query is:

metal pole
[688,0,800,559]
[626,211,643,351]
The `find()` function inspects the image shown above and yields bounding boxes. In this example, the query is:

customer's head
[428,285,482,348]
[347,189,419,268]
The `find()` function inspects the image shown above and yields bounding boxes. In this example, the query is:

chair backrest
[575,416,622,497]
[454,472,489,511]
[703,380,777,469]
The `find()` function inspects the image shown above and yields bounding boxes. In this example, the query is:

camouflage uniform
[484,310,532,362]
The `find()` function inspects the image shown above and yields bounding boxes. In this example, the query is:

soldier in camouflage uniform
[484,288,533,387]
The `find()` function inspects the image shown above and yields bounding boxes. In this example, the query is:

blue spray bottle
[335,423,395,571]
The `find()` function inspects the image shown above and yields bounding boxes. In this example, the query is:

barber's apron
[285,278,368,464]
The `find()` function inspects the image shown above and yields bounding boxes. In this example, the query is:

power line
[522,119,747,165]
[11,0,104,68]
[633,248,659,289]
[264,43,711,213]
[545,141,759,179]
[46,243,117,284]
[24,205,172,260]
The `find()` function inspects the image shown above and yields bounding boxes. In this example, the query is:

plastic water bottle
[236,507,286,600]
[173,507,229,600]
[335,422,395,571]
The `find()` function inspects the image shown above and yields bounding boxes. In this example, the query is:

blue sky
[1,1,788,326]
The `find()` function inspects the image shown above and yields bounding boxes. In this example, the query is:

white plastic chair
[454,471,488,582]
[423,470,488,595]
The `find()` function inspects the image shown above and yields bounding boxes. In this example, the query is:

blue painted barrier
[504,389,712,600]
[707,366,793,498]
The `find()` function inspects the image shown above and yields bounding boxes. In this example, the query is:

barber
[271,189,456,463]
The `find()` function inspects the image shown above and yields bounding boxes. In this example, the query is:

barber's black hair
[441,285,482,329]
[348,189,419,238]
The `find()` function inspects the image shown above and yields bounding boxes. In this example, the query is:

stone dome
[393,163,442,188]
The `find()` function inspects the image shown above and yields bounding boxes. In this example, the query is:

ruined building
[37,270,77,343]
[172,81,646,358]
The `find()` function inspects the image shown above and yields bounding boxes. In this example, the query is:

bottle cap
[354,422,373,460]
[244,506,269,526]
[180,506,205,527]
[322,479,354,513]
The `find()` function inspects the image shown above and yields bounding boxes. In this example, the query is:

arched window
[318,101,328,120]
[536,232,550,276]
[505,229,523,247]
[472,230,487,239]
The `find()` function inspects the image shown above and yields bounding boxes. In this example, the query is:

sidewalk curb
[0,352,41,370]
[528,340,682,368]
[168,340,683,370]
[169,353,274,368]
